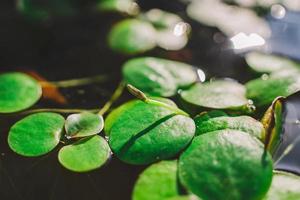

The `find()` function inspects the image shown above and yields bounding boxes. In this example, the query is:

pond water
[0,1,299,200]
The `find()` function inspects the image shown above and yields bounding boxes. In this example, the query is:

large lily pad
[108,99,195,165]
[194,112,264,139]
[264,171,300,200]
[246,75,300,107]
[58,135,111,172]
[0,72,42,113]
[132,160,180,200]
[8,112,65,157]
[108,19,156,54]
[180,80,253,113]
[65,112,104,139]
[178,130,273,200]
[122,57,198,97]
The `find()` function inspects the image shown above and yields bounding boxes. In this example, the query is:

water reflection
[230,32,265,50]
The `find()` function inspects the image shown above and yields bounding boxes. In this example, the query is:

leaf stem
[98,82,125,116]
[127,84,189,117]
[40,74,108,88]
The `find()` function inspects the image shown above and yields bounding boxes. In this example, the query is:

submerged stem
[98,82,125,116]
[126,84,189,117]
[40,74,108,88]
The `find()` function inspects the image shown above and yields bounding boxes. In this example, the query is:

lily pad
[108,99,195,164]
[246,75,300,107]
[166,195,200,200]
[178,130,273,200]
[58,135,111,172]
[65,112,104,139]
[98,0,139,15]
[264,171,300,200]
[0,72,42,113]
[132,160,180,200]
[108,19,156,54]
[122,57,198,97]
[245,52,299,74]
[8,112,65,157]
[194,113,264,139]
[180,80,253,113]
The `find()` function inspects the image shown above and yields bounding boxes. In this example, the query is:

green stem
[1,108,100,116]
[98,82,125,116]
[127,84,189,117]
[41,74,108,88]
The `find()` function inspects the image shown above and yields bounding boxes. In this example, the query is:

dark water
[0,1,298,200]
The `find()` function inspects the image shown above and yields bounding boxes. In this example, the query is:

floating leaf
[194,112,264,139]
[58,135,111,172]
[245,52,299,74]
[108,19,156,54]
[132,160,180,200]
[122,57,198,97]
[0,72,42,113]
[180,80,253,113]
[8,112,64,157]
[264,171,300,200]
[178,130,273,200]
[166,195,200,200]
[246,75,300,107]
[98,0,139,15]
[108,99,195,164]
[65,112,104,139]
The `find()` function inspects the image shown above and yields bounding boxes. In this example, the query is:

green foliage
[122,57,197,97]
[58,135,111,172]
[65,112,104,138]
[8,112,65,156]
[179,130,273,200]
[0,72,42,113]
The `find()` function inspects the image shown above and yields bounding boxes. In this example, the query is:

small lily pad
[178,130,273,200]
[65,112,104,139]
[58,135,111,172]
[98,0,139,15]
[180,80,253,113]
[0,72,42,113]
[194,113,264,139]
[8,112,65,157]
[246,75,300,107]
[245,52,299,74]
[108,19,156,54]
[122,57,197,97]
[108,99,195,164]
[264,171,300,200]
[132,160,180,200]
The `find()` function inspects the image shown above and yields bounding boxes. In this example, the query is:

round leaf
[108,99,195,165]
[108,19,156,54]
[123,57,197,97]
[179,130,273,200]
[180,80,252,113]
[58,135,111,172]
[264,171,300,200]
[246,75,300,107]
[8,112,65,157]
[65,112,104,138]
[194,113,264,139]
[0,72,42,113]
[133,160,180,200]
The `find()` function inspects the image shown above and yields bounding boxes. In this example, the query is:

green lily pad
[245,52,299,74]
[0,72,42,113]
[178,130,273,200]
[180,80,253,113]
[65,112,104,139]
[98,0,139,15]
[8,112,65,157]
[166,195,200,200]
[58,135,111,172]
[246,75,300,107]
[108,99,195,165]
[122,57,197,97]
[133,160,180,200]
[194,112,264,138]
[264,171,300,200]
[108,19,156,54]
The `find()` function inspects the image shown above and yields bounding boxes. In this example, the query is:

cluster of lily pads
[1,51,300,199]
